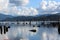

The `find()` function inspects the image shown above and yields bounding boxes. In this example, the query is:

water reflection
[7,25,38,40]
[0,25,60,40]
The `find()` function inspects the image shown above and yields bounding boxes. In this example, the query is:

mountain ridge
[2,13,60,21]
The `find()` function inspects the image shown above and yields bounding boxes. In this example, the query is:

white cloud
[4,7,38,16]
[17,7,38,16]
[39,0,60,14]
[1,0,60,16]
[9,0,29,6]
[0,0,9,11]
[0,0,38,16]
[0,6,38,16]
[47,1,57,10]
[40,0,47,10]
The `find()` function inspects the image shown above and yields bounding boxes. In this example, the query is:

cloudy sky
[0,0,60,16]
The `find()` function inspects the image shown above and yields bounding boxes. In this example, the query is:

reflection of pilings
[0,25,10,34]
[41,22,48,26]
[51,22,60,34]
[58,23,60,34]
[33,25,35,27]
[4,26,10,34]
[37,25,40,27]
[41,22,44,25]
[41,22,60,27]
[50,22,59,27]
[0,26,2,34]
[29,21,31,26]
[58,26,60,34]
[23,22,25,26]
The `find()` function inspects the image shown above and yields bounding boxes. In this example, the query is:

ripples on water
[0,25,60,40]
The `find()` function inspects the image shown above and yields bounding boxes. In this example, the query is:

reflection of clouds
[9,0,29,6]
[0,26,59,40]
[20,38,29,40]
[7,26,38,40]
[0,27,60,40]
[0,34,9,40]
[42,32,48,40]
[0,34,5,40]
[41,27,58,40]
[18,27,38,37]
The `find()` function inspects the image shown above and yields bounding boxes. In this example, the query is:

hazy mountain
[3,16,35,21]
[2,13,60,21]
[0,14,13,20]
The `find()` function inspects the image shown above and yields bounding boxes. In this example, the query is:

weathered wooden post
[0,25,10,34]
[58,23,60,34]
[0,26,2,34]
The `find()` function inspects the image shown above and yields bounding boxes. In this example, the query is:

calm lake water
[0,25,60,40]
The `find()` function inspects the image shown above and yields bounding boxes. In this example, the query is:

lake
[0,22,60,40]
